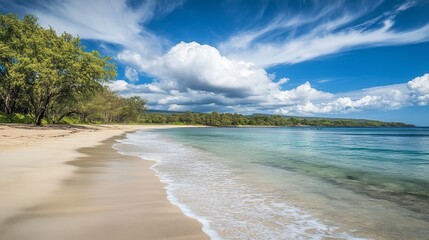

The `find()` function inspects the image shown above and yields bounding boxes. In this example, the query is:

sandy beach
[0,124,208,240]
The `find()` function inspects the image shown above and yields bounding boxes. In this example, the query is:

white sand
[0,124,208,240]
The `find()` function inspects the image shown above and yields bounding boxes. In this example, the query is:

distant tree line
[0,14,146,125]
[139,112,413,127]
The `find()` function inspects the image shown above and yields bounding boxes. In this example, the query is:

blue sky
[1,0,429,125]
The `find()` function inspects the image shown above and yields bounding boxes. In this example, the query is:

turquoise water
[117,127,429,239]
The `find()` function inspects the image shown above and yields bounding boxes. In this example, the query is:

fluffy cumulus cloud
[111,41,335,111]
[408,73,429,105]
[273,82,332,103]
[276,95,396,115]
[148,42,278,97]
[110,72,429,115]
[275,74,429,115]
[112,40,429,115]
[108,80,129,92]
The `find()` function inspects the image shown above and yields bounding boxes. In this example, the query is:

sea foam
[113,129,363,240]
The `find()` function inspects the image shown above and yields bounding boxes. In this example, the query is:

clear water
[115,127,429,239]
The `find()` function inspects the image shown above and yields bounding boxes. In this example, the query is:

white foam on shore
[159,176,223,240]
[113,131,222,240]
[114,129,364,240]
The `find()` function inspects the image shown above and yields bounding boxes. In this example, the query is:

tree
[77,87,118,123]
[121,96,147,122]
[24,31,115,125]
[74,87,147,124]
[207,112,221,126]
[0,14,116,125]
[0,14,30,116]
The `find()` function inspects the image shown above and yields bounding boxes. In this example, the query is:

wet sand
[0,124,208,240]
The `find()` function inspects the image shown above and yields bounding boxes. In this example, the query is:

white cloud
[149,42,278,97]
[225,21,429,67]
[125,67,139,82]
[168,104,182,111]
[274,73,429,116]
[408,73,429,105]
[278,82,333,101]
[275,95,392,115]
[108,71,428,115]
[219,1,368,52]
[120,41,270,96]
[220,1,429,67]
[317,79,332,84]
[9,0,183,59]
[113,41,331,110]
[108,80,129,92]
[277,77,289,85]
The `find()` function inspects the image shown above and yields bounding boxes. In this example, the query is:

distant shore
[0,124,208,240]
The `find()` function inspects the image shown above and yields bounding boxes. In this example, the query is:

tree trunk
[53,110,79,124]
[1,95,12,115]
[35,107,46,126]
[34,94,51,125]
[35,112,44,125]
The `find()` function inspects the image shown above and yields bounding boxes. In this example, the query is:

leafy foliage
[75,87,147,124]
[139,112,413,127]
[0,14,145,125]
[0,111,33,124]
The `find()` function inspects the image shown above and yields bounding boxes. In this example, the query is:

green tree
[24,30,115,125]
[76,87,147,124]
[78,87,119,123]
[0,14,116,125]
[0,14,30,116]
[207,112,221,126]
[115,96,147,122]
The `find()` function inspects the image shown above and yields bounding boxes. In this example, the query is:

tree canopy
[138,112,413,127]
[0,14,146,125]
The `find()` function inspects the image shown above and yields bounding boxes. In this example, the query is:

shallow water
[116,127,429,239]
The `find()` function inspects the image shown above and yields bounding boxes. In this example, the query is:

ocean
[114,127,429,239]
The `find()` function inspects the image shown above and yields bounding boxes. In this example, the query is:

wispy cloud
[5,0,183,61]
[219,0,372,51]
[317,79,333,84]
[220,0,429,67]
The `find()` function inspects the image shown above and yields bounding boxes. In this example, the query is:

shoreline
[0,124,208,240]
[126,126,429,239]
